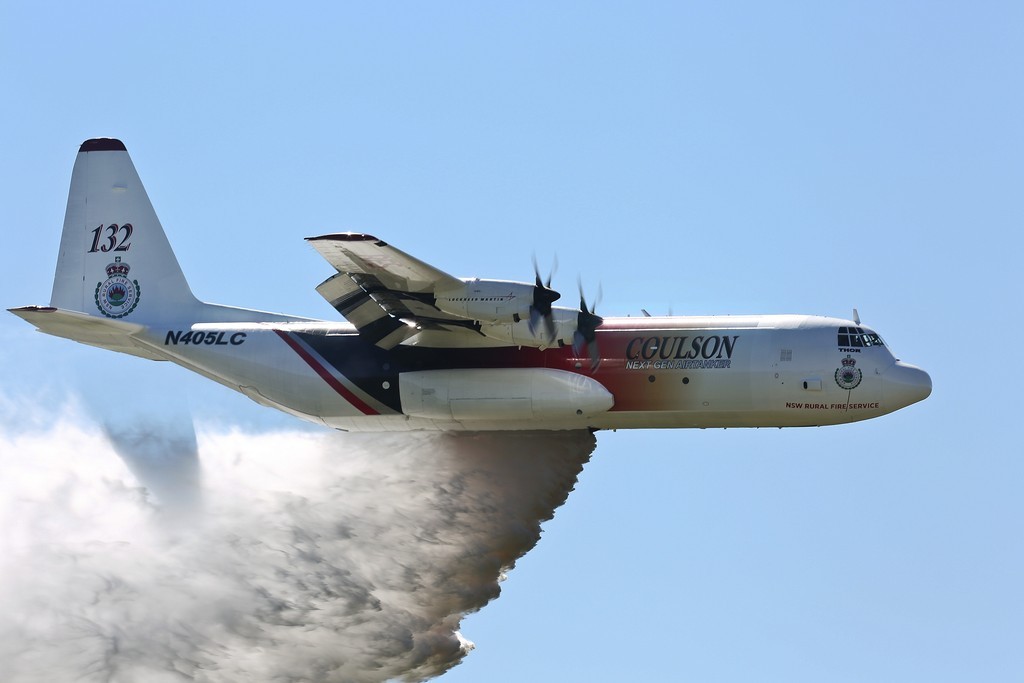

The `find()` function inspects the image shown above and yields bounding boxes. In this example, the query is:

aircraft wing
[307,233,479,348]
[307,233,462,293]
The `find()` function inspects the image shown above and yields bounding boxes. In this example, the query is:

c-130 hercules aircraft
[11,139,931,432]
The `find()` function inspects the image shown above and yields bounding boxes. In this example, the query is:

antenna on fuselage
[853,308,861,325]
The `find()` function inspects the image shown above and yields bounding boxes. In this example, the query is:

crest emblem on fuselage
[834,354,862,390]
[95,257,141,318]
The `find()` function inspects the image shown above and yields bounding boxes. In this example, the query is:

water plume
[0,407,594,682]
[103,416,202,517]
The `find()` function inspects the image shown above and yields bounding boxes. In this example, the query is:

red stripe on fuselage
[273,330,380,416]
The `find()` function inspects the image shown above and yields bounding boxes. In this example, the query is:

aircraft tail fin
[16,139,315,352]
[50,138,201,325]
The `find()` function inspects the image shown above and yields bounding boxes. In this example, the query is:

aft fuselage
[135,313,931,432]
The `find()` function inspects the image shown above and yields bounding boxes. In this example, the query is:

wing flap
[314,274,417,350]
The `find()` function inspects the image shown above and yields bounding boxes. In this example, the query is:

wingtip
[9,305,57,314]
[306,233,386,246]
[80,138,127,152]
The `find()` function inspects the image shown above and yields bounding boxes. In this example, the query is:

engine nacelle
[480,307,578,349]
[434,278,534,323]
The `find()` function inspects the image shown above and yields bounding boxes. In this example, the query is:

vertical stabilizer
[51,139,200,324]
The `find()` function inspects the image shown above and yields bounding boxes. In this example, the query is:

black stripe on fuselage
[295,332,559,412]
[358,315,409,345]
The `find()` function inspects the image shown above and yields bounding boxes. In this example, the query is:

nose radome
[884,361,932,410]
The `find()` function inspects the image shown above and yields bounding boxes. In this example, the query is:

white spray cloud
[103,416,203,516]
[0,405,595,682]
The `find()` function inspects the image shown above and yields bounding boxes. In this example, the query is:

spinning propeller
[572,280,604,372]
[528,255,560,342]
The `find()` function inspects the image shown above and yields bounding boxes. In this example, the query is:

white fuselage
[118,313,929,432]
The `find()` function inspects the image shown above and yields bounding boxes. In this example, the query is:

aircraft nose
[883,361,932,410]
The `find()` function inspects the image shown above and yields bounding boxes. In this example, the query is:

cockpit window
[838,326,885,348]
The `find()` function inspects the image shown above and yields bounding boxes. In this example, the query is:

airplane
[10,139,931,432]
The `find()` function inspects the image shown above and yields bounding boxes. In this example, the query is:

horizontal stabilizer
[8,306,165,360]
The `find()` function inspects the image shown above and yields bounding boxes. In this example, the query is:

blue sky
[2,3,1021,681]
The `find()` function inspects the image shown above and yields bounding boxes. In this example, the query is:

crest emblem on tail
[95,257,141,318]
